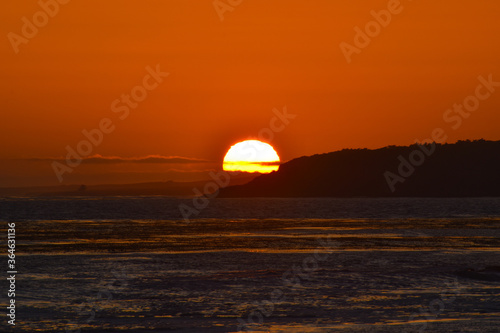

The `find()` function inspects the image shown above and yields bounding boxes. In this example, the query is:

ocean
[1,197,499,332]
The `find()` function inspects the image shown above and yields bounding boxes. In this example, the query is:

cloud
[26,155,211,164]
[223,161,281,166]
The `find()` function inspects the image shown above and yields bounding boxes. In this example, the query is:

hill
[218,140,500,197]
[0,174,256,197]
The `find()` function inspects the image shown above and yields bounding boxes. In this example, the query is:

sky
[1,0,499,187]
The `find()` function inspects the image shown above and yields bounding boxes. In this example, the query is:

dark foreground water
[0,197,499,332]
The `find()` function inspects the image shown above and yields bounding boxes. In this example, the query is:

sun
[223,140,280,173]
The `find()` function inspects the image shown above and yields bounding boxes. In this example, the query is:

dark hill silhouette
[218,139,500,197]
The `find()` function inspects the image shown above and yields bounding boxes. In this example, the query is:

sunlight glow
[223,140,280,173]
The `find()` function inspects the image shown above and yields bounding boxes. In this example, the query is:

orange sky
[1,0,499,186]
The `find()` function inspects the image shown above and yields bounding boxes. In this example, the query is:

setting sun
[223,140,280,173]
